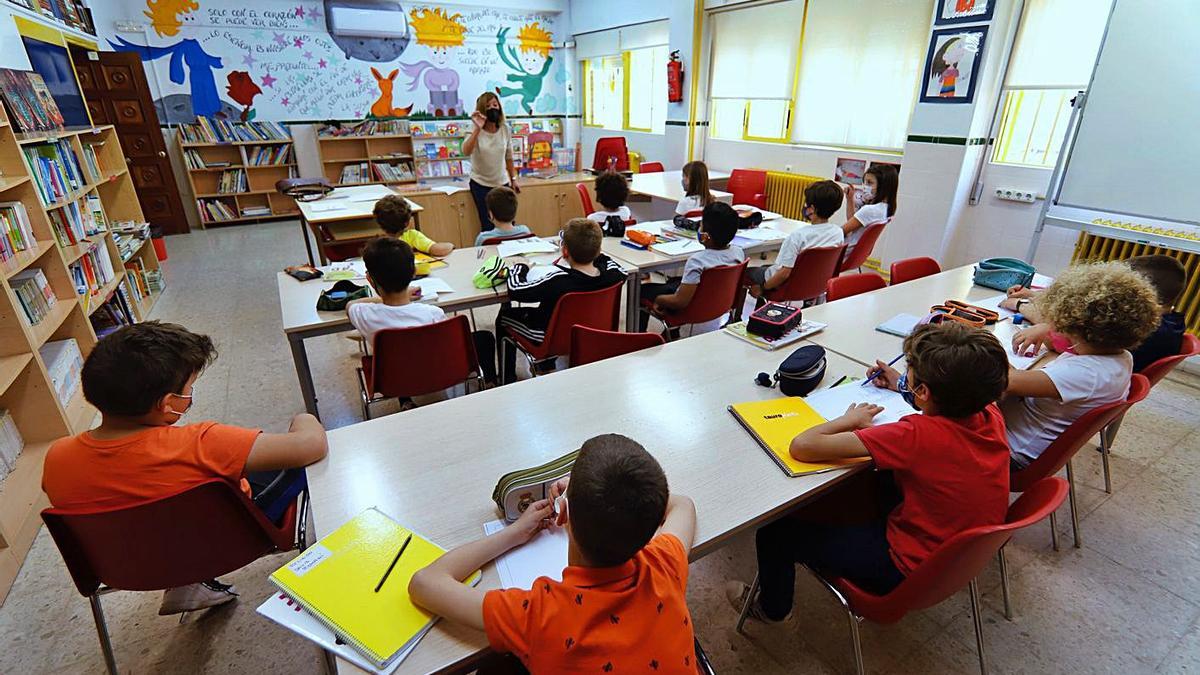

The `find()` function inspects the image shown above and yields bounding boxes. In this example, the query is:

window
[578,21,669,134]
[991,0,1112,167]
[708,0,931,150]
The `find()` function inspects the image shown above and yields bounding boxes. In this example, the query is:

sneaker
[724,581,790,624]
[158,580,239,615]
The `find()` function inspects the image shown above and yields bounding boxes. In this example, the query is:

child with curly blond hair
[1003,262,1161,468]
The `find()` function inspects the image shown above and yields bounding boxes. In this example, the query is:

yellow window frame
[621,49,653,133]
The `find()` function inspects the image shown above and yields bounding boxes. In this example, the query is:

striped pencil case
[492,450,579,523]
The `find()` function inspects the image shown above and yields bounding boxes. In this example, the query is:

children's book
[268,508,481,671]
[723,319,826,351]
[728,397,870,477]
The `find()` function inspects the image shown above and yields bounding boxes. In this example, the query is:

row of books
[241,205,273,217]
[197,198,238,223]
[40,338,83,407]
[89,282,136,338]
[0,201,35,262]
[319,120,408,138]
[23,139,87,205]
[247,145,293,166]
[122,262,162,304]
[69,241,116,302]
[410,121,466,139]
[0,68,65,133]
[338,163,372,185]
[217,169,248,194]
[47,196,106,248]
[0,409,23,481]
[372,162,415,183]
[416,139,463,160]
[80,142,104,183]
[12,268,58,327]
[416,160,468,179]
[179,119,291,144]
[183,149,225,170]
[5,0,95,35]
[112,222,149,261]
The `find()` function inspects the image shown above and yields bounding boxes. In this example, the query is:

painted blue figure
[109,36,223,119]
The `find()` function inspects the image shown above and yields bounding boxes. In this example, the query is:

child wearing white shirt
[743,180,845,297]
[675,161,715,215]
[842,164,897,252]
[587,170,633,225]
[347,237,445,356]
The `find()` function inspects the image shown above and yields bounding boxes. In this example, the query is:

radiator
[764,171,825,221]
[1072,233,1200,335]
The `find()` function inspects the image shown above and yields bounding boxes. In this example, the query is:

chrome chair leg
[1099,429,1113,494]
[846,609,865,675]
[997,546,1013,620]
[1065,460,1082,548]
[968,578,988,675]
[1049,511,1060,551]
[89,594,118,675]
[735,573,759,634]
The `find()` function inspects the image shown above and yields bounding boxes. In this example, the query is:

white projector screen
[1055,0,1200,226]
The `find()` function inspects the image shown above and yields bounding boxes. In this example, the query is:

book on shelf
[89,289,136,338]
[86,194,108,232]
[0,409,24,477]
[124,260,149,300]
[23,138,87,205]
[339,162,373,184]
[0,201,35,262]
[247,144,293,166]
[371,161,414,183]
[46,199,100,247]
[0,68,65,133]
[69,240,115,299]
[319,120,409,138]
[80,142,103,182]
[240,205,272,217]
[116,275,142,310]
[197,198,238,223]
[217,168,248,194]
[179,119,291,144]
[39,338,83,406]
[11,268,58,326]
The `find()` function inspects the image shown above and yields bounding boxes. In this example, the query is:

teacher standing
[464,92,519,233]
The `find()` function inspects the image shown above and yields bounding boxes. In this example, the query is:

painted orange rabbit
[369,67,413,118]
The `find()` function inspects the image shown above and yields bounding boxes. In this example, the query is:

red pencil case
[747,302,803,339]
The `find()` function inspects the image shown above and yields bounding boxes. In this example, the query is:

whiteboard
[1055,0,1200,226]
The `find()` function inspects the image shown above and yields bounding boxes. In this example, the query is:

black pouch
[776,345,827,396]
[737,209,764,229]
[672,213,701,232]
[316,280,369,311]
[601,214,626,237]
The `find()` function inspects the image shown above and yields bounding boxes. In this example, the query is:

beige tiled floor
[3,220,1198,673]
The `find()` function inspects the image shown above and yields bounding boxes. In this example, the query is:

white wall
[570,0,669,35]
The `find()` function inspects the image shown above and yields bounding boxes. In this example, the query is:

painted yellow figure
[400,8,468,115]
[496,22,554,114]
[144,0,199,38]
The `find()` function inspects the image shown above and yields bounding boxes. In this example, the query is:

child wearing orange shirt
[43,322,329,615]
[410,434,698,673]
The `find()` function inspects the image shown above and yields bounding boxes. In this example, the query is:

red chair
[499,282,624,383]
[42,479,307,675]
[638,161,664,173]
[576,182,595,215]
[640,261,748,339]
[737,477,1069,675]
[760,245,846,304]
[826,272,886,302]
[889,256,941,285]
[569,326,664,366]
[357,315,482,419]
[1011,374,1150,550]
[839,220,889,273]
[479,232,536,246]
[592,137,629,172]
[727,169,767,209]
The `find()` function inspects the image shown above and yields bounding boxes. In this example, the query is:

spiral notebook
[269,508,480,670]
[728,397,870,477]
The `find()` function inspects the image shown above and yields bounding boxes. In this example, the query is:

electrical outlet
[994,188,1037,204]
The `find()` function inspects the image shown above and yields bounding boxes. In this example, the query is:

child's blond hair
[1037,262,1160,351]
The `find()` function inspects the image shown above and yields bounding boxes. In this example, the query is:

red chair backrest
[1138,333,1199,385]
[889,256,941,285]
[840,221,888,273]
[593,137,629,172]
[366,315,480,398]
[570,326,664,366]
[664,261,748,326]
[576,182,595,215]
[1010,374,1150,492]
[479,232,536,246]
[639,161,664,173]
[42,479,294,597]
[765,245,846,303]
[835,476,1068,624]
[524,282,625,359]
[727,169,767,209]
[826,272,886,302]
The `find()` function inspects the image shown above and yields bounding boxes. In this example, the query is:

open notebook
[482,520,569,590]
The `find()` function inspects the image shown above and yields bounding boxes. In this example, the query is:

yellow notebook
[728,397,869,477]
[270,508,479,670]
[414,251,448,271]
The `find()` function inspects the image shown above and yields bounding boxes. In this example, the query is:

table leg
[288,332,320,418]
[624,274,641,332]
[300,215,316,266]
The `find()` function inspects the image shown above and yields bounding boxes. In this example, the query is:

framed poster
[935,0,995,25]
[835,158,867,185]
[920,26,988,104]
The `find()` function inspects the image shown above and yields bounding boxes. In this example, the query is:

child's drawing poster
[919,26,987,104]
[96,1,570,124]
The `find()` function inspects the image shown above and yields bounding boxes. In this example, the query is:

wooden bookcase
[0,109,161,603]
[179,134,299,227]
[316,131,416,188]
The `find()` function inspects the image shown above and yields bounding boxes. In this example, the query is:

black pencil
[374,533,412,593]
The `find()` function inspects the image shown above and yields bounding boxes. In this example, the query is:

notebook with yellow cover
[269,507,479,670]
[414,251,448,270]
[728,397,869,477]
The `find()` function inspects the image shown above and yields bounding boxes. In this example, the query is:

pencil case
[747,302,803,339]
[626,230,656,247]
[775,344,827,397]
[927,304,988,327]
[973,257,1035,291]
[943,300,1000,325]
[492,450,579,523]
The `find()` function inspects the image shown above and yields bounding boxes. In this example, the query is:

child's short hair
[1037,262,1161,351]
[362,236,416,294]
[82,322,216,417]
[804,180,844,220]
[1127,254,1187,308]
[561,217,602,263]
[701,202,738,248]
[567,434,668,567]
[903,322,1008,418]
[373,195,413,236]
[486,186,519,223]
[594,171,629,211]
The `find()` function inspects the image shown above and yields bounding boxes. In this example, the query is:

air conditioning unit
[326,0,409,39]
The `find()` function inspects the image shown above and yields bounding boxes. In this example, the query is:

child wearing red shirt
[410,434,698,673]
[727,322,1011,622]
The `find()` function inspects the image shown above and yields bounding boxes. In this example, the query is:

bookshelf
[177,119,298,227]
[0,111,161,603]
[316,120,417,187]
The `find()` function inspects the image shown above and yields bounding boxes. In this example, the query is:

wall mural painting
[99,1,568,124]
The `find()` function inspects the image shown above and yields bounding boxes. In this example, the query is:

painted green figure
[495,25,555,115]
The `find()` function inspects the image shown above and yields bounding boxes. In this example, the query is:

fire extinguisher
[667,50,684,103]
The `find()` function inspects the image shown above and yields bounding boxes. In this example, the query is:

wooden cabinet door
[414,194,462,248]
[455,193,482,245]
[558,184,586,222]
[521,182,565,237]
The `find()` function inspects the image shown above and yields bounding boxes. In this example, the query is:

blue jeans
[470,179,496,232]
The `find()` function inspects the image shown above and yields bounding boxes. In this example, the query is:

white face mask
[859,185,875,201]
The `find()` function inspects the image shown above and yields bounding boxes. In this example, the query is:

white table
[308,331,870,674]
[295,185,425,266]
[629,169,733,204]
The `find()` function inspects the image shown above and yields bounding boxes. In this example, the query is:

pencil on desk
[374,533,412,593]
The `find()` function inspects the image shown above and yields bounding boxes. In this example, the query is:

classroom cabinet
[518,180,589,237]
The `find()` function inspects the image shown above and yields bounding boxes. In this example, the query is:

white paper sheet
[805,382,917,426]
[650,239,705,256]
[735,227,788,242]
[498,238,558,258]
[628,221,670,235]
[483,520,569,590]
[973,294,1017,319]
[321,260,367,280]
[411,277,454,300]
[256,592,411,674]
[429,184,469,195]
[343,185,398,202]
[309,202,348,213]
[875,313,923,337]
[991,319,1048,369]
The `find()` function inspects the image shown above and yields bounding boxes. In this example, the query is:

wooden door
[70,48,191,235]
[521,182,565,237]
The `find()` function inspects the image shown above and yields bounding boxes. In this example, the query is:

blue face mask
[897,373,919,410]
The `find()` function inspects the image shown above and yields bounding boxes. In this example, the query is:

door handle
[158,151,166,158]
